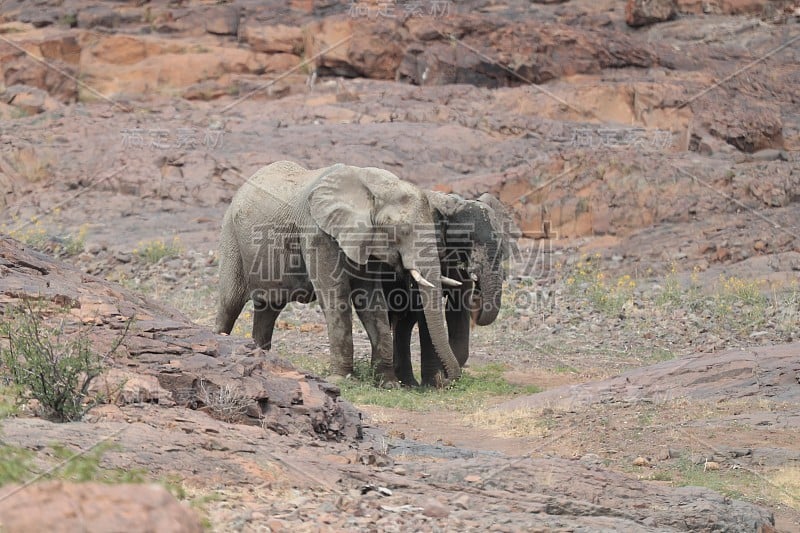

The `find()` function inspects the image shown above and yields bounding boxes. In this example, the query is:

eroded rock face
[0,237,362,442]
[305,14,656,86]
[0,482,203,533]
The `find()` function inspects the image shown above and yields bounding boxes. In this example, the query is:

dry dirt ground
[1,0,799,531]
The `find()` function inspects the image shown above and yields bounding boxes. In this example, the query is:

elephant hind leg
[215,238,248,335]
[252,301,285,350]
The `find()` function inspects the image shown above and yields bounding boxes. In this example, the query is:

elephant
[214,161,463,387]
[387,192,519,387]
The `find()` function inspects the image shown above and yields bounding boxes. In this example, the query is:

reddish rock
[3,84,62,114]
[304,16,405,79]
[0,482,202,532]
[626,0,677,27]
[205,5,239,36]
[0,33,79,103]
[79,33,296,98]
[240,22,303,54]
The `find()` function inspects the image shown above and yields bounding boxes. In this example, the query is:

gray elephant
[214,161,463,387]
[388,192,519,387]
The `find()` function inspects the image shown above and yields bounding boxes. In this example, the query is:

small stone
[393,466,407,476]
[453,494,470,510]
[114,250,132,263]
[422,498,450,518]
[266,518,287,532]
[750,149,783,162]
[464,475,482,483]
[322,454,351,465]
[86,242,104,255]
[580,453,602,465]
[633,456,650,467]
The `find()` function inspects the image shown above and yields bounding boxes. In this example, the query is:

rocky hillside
[0,235,780,533]
[1,0,799,530]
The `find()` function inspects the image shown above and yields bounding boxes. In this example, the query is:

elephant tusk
[409,269,435,288]
[441,276,462,287]
[470,273,478,282]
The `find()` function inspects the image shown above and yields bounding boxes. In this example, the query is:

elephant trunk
[474,245,504,327]
[417,273,462,381]
[399,220,462,383]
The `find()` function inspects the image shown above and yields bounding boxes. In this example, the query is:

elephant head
[307,165,463,381]
[427,191,519,328]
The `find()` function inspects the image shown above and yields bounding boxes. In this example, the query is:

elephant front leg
[417,317,447,387]
[419,300,471,386]
[315,283,355,380]
[447,304,471,367]
[393,315,418,387]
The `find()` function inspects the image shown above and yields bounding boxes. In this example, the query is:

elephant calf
[214,161,463,387]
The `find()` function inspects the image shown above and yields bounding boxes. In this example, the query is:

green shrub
[133,237,183,264]
[0,301,128,422]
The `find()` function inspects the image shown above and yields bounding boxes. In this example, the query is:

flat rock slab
[0,481,202,533]
[497,343,800,412]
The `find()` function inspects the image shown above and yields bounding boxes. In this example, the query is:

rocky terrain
[1,0,799,531]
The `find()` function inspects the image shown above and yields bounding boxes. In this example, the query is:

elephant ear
[424,190,467,217]
[477,193,521,258]
[308,165,375,265]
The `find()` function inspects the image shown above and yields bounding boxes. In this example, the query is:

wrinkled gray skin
[214,161,462,387]
[389,192,518,387]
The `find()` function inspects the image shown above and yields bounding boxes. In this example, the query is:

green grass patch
[338,361,541,413]
[553,364,579,374]
[665,458,761,499]
[0,440,146,487]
